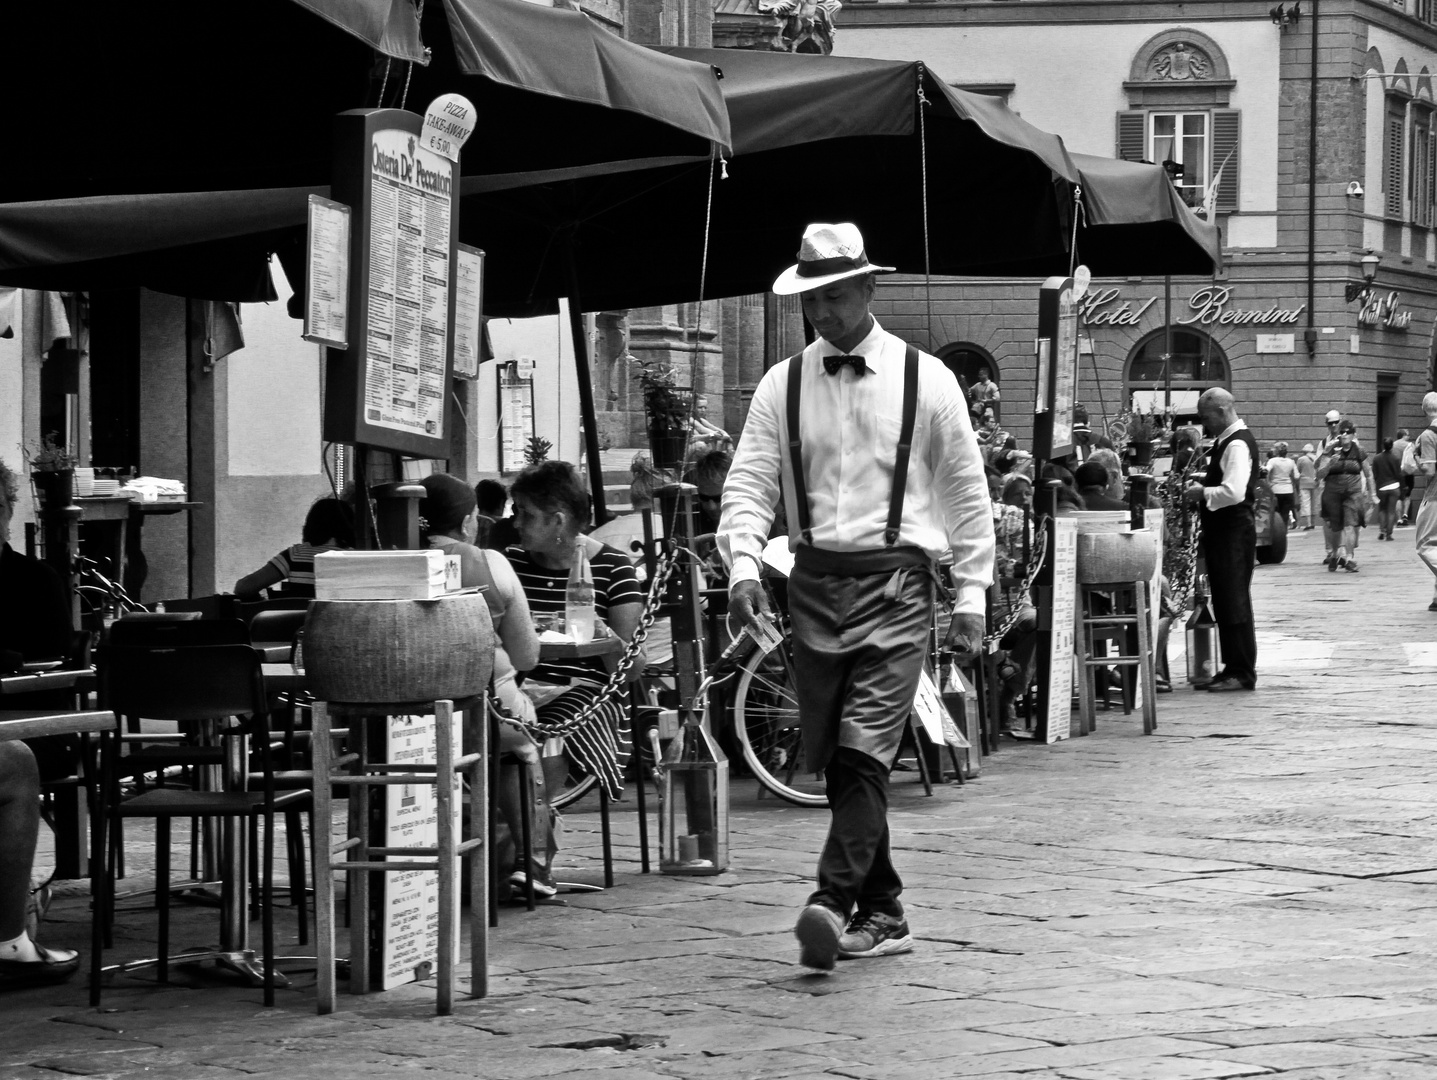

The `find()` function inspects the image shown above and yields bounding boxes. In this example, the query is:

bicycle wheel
[732,637,828,807]
[550,767,598,810]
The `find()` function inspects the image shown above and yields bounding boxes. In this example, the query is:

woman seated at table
[418,474,558,895]
[506,462,646,809]
[233,496,354,600]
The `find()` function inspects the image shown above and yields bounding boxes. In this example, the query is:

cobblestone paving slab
[7,536,1437,1079]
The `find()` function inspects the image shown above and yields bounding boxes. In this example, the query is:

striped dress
[506,544,642,798]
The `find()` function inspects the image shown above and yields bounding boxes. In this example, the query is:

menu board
[324,109,458,459]
[379,713,460,990]
[364,129,451,438]
[453,245,484,379]
[1052,286,1078,450]
[304,195,351,349]
[498,368,535,473]
[1043,517,1077,743]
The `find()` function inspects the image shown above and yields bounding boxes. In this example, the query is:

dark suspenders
[785,343,920,549]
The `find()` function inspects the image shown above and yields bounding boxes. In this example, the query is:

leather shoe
[0,944,81,989]
[1203,677,1254,692]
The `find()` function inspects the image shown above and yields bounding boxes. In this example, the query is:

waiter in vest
[1185,387,1259,692]
[718,223,994,970]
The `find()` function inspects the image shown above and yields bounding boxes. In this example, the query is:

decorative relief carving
[1150,42,1213,81]
[756,0,842,53]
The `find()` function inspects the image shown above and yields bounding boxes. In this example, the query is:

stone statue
[1151,42,1212,81]
[756,0,841,53]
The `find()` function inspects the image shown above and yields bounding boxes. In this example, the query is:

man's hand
[1184,482,1206,507]
[728,578,771,631]
[943,612,986,661]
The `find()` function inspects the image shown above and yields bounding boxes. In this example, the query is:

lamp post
[1344,252,1380,304]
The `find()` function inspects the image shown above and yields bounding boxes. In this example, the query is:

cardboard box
[314,550,462,601]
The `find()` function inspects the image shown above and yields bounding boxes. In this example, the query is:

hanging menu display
[325,109,459,458]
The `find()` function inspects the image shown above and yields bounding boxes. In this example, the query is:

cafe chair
[95,644,310,1006]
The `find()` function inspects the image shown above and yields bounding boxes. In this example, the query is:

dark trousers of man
[787,554,932,919]
[1201,510,1257,685]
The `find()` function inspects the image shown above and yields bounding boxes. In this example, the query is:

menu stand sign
[324,109,460,458]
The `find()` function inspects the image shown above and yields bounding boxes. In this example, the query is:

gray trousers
[788,556,933,918]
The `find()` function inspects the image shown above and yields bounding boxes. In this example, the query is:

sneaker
[508,868,558,899]
[1326,556,1337,572]
[837,910,914,959]
[1345,561,1359,573]
[795,904,844,970]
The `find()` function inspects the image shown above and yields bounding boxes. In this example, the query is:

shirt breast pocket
[874,413,923,475]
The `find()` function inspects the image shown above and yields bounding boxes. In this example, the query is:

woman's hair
[1041,462,1076,489]
[1054,485,1086,513]
[1000,473,1032,504]
[511,460,591,526]
[1272,442,1288,457]
[1424,391,1437,416]
[0,458,17,509]
[683,448,732,491]
[302,497,355,547]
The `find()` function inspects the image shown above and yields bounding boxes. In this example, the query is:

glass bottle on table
[565,538,596,644]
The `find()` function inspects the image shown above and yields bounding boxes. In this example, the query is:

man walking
[1415,393,1437,611]
[1185,388,1258,691]
[719,223,994,970]
[1371,437,1403,541]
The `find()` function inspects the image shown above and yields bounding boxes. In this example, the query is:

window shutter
[1386,101,1406,218]
[1211,109,1240,213]
[1116,112,1146,162]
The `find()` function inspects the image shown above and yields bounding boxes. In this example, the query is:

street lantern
[1185,574,1221,682]
[659,709,729,875]
[1345,252,1381,303]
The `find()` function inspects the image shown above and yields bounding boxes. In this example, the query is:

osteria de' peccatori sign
[1081,285,1306,328]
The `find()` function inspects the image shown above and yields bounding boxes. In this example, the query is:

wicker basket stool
[304,593,495,1016]
[1075,532,1158,737]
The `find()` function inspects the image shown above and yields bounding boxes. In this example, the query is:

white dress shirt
[1203,420,1253,511]
[718,318,995,614]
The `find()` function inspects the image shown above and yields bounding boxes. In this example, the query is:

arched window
[937,343,999,418]
[1123,327,1229,418]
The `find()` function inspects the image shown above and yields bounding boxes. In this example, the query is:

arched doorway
[1123,327,1230,421]
[937,343,999,419]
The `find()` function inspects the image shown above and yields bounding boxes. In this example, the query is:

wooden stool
[1077,581,1157,736]
[310,698,488,1015]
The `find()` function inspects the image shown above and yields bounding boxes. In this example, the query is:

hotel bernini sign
[1081,285,1306,328]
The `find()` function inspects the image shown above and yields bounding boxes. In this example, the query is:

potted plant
[637,360,692,471]
[24,431,78,509]
[1120,410,1161,466]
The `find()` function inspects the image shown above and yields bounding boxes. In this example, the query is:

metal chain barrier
[488,549,678,736]
[985,516,1049,646]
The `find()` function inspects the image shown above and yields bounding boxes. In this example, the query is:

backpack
[1401,441,1419,476]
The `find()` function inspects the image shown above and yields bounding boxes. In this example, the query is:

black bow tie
[823,354,867,376]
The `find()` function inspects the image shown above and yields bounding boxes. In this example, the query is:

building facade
[838,0,1437,451]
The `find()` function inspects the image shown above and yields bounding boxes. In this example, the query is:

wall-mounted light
[1344,251,1380,304]
[1270,2,1301,29]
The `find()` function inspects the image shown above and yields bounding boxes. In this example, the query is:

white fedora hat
[772,223,895,296]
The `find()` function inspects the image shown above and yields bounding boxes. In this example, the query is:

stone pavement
[6,525,1437,1080]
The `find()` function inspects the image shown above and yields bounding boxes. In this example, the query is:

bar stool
[310,697,487,1015]
[1075,531,1158,737]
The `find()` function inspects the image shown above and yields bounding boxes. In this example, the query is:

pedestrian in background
[1371,437,1403,541]
[1392,427,1414,527]
[1266,442,1298,528]
[1317,420,1370,572]
[1184,388,1259,692]
[719,222,993,970]
[1296,443,1318,530]
[1414,393,1437,611]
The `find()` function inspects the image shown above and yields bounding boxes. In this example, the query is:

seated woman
[233,496,354,599]
[506,461,646,809]
[418,474,555,895]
